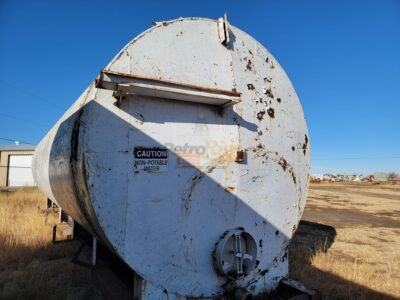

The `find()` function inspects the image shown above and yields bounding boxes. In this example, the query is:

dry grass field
[290,182,400,299]
[0,183,399,299]
[0,188,101,300]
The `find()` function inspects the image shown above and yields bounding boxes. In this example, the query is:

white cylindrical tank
[33,17,309,299]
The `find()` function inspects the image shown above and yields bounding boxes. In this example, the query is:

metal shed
[0,145,36,187]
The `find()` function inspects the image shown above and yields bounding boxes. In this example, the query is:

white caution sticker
[134,147,168,172]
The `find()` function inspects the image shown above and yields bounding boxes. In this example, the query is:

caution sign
[134,147,168,172]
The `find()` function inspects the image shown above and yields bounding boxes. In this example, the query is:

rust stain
[247,83,255,90]
[264,88,274,98]
[225,186,236,192]
[278,157,287,171]
[264,76,272,83]
[291,171,297,184]
[303,134,309,155]
[246,59,253,71]
[257,110,265,121]
[235,149,246,162]
[277,156,297,184]
[267,107,275,118]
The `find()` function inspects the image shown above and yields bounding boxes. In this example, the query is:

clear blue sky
[1,0,399,175]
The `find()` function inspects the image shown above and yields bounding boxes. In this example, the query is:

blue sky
[1,0,399,174]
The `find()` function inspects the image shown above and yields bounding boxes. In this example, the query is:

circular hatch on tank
[213,228,258,280]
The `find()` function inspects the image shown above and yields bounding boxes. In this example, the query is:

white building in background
[374,172,389,182]
[0,145,36,187]
[311,173,366,182]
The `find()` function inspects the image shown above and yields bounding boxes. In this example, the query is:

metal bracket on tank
[217,13,230,45]
[96,69,241,107]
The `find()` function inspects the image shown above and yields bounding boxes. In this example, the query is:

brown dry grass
[1,184,399,299]
[290,182,400,300]
[0,188,101,300]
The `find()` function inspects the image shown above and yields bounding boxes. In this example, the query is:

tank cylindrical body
[33,17,309,298]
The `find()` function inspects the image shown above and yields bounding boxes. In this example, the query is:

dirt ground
[304,182,399,228]
[289,182,400,299]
